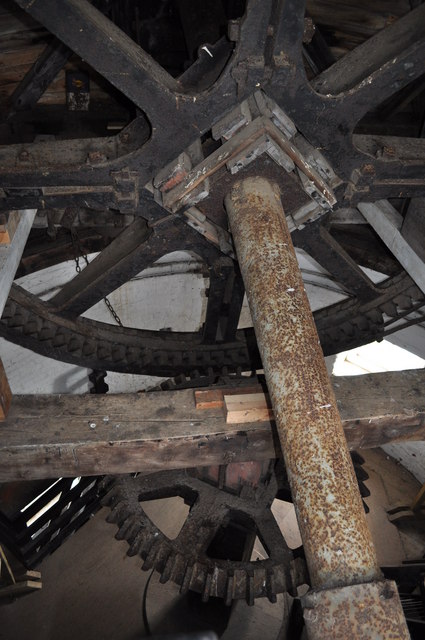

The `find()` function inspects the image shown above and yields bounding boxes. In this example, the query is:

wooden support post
[0,369,425,481]
[0,358,12,421]
[0,209,36,316]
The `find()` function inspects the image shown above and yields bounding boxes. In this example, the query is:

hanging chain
[102,295,123,327]
[70,229,123,327]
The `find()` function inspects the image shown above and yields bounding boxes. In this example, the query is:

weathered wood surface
[1,369,425,481]
[0,209,36,316]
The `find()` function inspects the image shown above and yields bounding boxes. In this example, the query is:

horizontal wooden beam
[1,369,425,481]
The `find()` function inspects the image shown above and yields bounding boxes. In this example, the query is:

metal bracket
[154,91,341,230]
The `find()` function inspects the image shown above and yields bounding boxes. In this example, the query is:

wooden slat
[1,369,425,481]
[195,385,262,409]
[0,357,12,421]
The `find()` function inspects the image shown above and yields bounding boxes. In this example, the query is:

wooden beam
[1,369,425,481]
[0,209,36,316]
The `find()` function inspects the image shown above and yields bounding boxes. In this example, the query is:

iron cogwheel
[101,468,308,605]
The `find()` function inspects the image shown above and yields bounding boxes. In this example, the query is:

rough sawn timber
[1,369,425,481]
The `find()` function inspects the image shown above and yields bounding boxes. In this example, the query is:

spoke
[202,258,235,344]
[235,0,275,60]
[0,116,149,198]
[50,217,150,316]
[175,495,229,556]
[294,224,380,302]
[223,268,245,342]
[49,212,223,317]
[49,217,176,317]
[14,0,179,122]
[255,509,290,560]
[271,0,306,63]
[312,5,425,127]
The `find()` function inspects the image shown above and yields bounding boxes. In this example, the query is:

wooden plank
[195,385,262,409]
[1,369,425,481]
[224,392,273,424]
[0,209,36,316]
[0,357,12,421]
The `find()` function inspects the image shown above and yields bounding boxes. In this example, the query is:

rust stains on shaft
[225,176,381,590]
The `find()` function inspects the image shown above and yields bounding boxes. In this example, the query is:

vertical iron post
[225,176,409,638]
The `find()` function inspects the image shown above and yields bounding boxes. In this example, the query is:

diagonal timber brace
[224,177,409,638]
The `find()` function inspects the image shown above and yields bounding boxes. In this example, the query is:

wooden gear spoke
[312,4,425,127]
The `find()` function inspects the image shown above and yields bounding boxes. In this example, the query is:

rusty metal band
[224,176,381,590]
[302,581,410,639]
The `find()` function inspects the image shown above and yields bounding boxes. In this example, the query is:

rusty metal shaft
[225,176,381,590]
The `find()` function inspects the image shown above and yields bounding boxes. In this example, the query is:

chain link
[102,295,123,326]
[70,230,123,327]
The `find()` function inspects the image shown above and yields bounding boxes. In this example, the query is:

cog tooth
[101,488,121,507]
[106,502,130,525]
[180,562,195,595]
[266,570,277,604]
[201,570,213,603]
[159,553,175,584]
[127,530,146,557]
[142,541,160,571]
[246,571,255,607]
[142,542,160,571]
[126,520,144,546]
[225,571,234,607]
[139,531,155,557]
[116,516,138,541]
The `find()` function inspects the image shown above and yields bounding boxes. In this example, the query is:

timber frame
[1,368,425,481]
